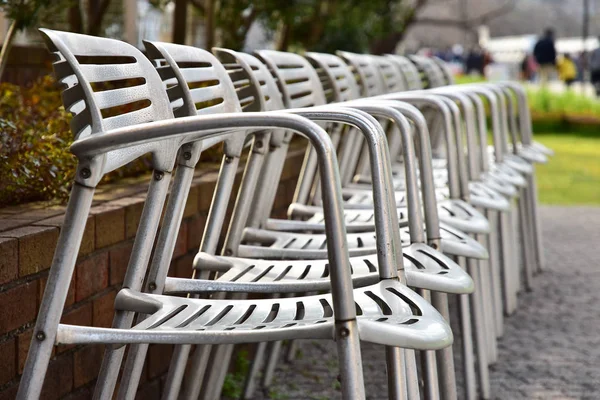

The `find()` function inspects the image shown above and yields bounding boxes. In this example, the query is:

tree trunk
[173,0,188,44]
[68,1,84,33]
[370,31,404,55]
[87,0,112,36]
[277,22,291,51]
[0,20,18,83]
[204,0,215,49]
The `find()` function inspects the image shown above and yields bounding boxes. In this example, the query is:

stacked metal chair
[19,29,455,400]
[17,27,552,400]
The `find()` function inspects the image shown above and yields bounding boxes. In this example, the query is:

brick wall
[0,148,305,399]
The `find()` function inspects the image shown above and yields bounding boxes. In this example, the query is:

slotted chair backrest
[432,56,456,85]
[370,55,408,93]
[337,51,386,97]
[254,49,327,109]
[144,41,241,117]
[386,55,423,91]
[409,55,447,88]
[39,29,176,176]
[304,51,361,103]
[213,48,286,112]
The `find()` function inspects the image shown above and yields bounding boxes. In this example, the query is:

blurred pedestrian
[533,28,557,88]
[465,46,485,76]
[520,53,538,82]
[557,54,577,89]
[589,41,600,96]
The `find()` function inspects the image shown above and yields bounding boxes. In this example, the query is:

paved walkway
[252,206,600,399]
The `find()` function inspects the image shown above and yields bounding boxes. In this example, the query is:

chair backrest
[39,29,177,176]
[368,55,408,94]
[432,56,456,85]
[336,51,386,97]
[254,49,327,108]
[144,41,242,117]
[409,55,447,88]
[385,55,423,91]
[304,52,361,103]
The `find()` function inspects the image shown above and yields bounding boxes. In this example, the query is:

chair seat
[171,242,473,295]
[241,221,488,260]
[286,198,490,235]
[55,280,453,350]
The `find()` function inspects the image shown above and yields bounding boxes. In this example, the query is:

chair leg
[242,342,268,399]
[17,185,95,400]
[518,190,534,292]
[405,349,420,399]
[467,260,491,399]
[388,347,410,399]
[180,345,212,400]
[200,344,236,400]
[336,319,366,399]
[485,211,504,337]
[432,291,457,400]
[419,290,440,400]
[499,211,517,315]
[162,344,193,400]
[476,241,497,364]
[526,174,544,273]
[262,340,284,388]
[457,291,477,400]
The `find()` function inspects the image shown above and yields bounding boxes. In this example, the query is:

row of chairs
[17,28,552,400]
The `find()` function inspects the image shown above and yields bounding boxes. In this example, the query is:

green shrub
[0,76,153,207]
[526,88,600,117]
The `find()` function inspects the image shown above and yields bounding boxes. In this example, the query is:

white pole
[123,0,139,46]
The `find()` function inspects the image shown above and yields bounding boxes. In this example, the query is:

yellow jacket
[557,56,577,81]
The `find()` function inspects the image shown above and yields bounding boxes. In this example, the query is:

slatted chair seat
[164,242,474,295]
[58,280,451,350]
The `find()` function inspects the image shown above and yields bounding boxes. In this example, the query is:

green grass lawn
[532,125,600,205]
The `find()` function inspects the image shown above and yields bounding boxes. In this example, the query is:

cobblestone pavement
[251,206,600,399]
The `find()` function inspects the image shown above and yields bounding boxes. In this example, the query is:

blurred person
[520,53,538,82]
[465,46,485,75]
[589,41,600,96]
[533,28,557,88]
[557,54,577,88]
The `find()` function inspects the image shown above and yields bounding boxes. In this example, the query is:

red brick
[147,344,173,379]
[172,253,195,279]
[0,281,38,332]
[0,382,18,400]
[61,302,93,326]
[186,213,206,251]
[41,352,73,400]
[123,198,145,239]
[136,378,161,400]
[92,290,117,328]
[0,338,16,386]
[64,385,93,400]
[197,179,217,211]
[109,242,133,286]
[17,328,33,374]
[93,205,125,249]
[0,237,18,285]
[73,344,103,388]
[39,273,75,309]
[75,252,109,301]
[0,226,59,277]
[34,214,96,257]
[172,223,188,259]
[183,186,200,218]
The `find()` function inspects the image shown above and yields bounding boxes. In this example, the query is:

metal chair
[18,30,451,400]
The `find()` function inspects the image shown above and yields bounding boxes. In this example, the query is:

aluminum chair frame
[134,42,456,399]
[19,30,452,400]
